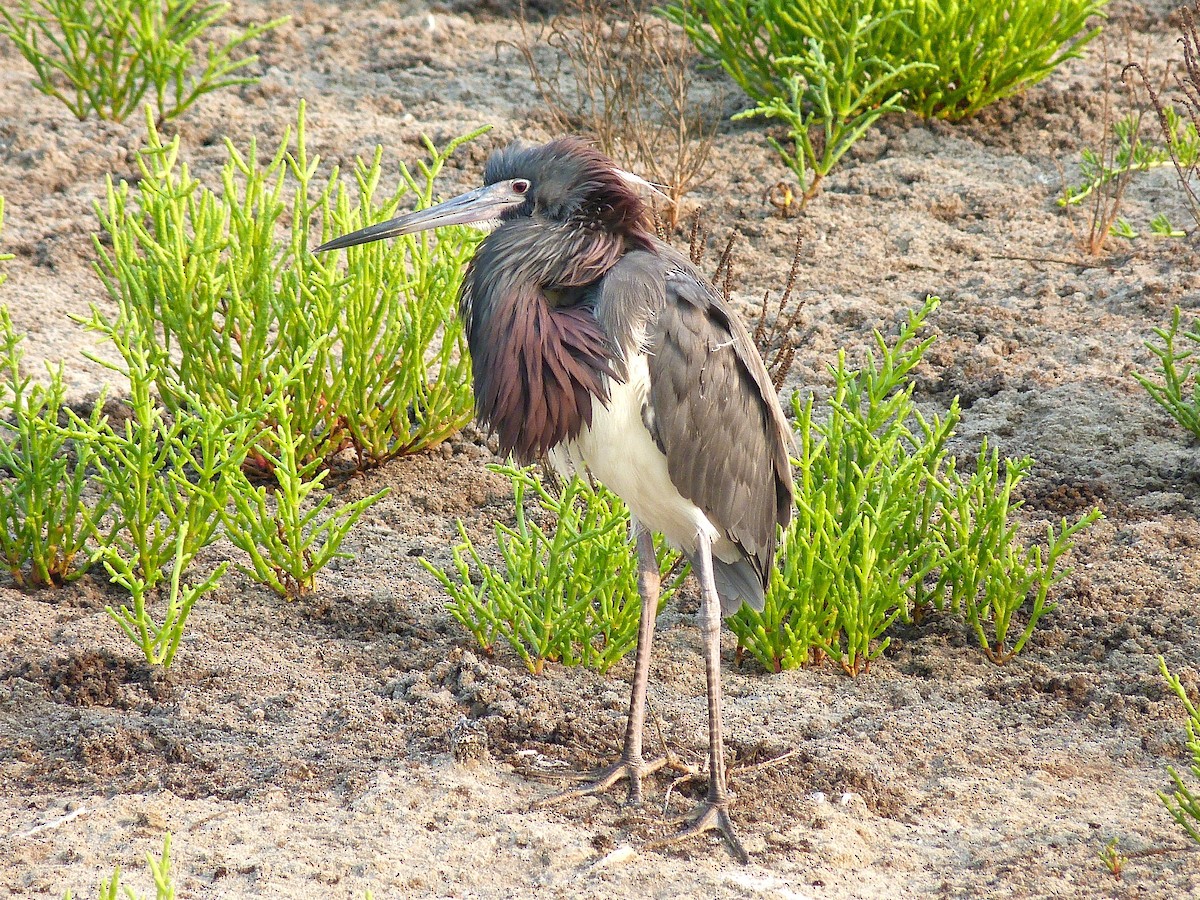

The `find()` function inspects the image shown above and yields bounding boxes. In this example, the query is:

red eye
[512,179,530,195]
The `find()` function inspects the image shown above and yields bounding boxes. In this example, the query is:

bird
[317,137,794,862]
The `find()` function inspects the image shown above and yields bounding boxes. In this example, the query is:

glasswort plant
[0,306,111,587]
[424,464,683,675]
[64,308,254,666]
[731,299,951,674]
[666,0,1105,120]
[104,521,226,669]
[0,0,284,123]
[1159,656,1200,846]
[94,104,480,475]
[730,11,927,205]
[1136,307,1200,441]
[665,0,1105,195]
[216,377,390,599]
[731,298,1100,673]
[937,444,1100,663]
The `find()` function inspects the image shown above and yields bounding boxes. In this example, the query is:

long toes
[646,801,750,864]
[533,756,669,809]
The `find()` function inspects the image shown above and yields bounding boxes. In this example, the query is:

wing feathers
[644,249,793,592]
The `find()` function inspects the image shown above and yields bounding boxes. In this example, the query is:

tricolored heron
[317,138,793,861]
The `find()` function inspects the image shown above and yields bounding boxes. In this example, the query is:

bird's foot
[535,754,671,808]
[647,799,750,864]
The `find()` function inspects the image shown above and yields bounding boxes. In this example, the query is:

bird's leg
[647,531,750,864]
[536,523,668,807]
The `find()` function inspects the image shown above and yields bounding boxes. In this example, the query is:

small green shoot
[0,0,285,123]
[1099,837,1127,879]
[1058,110,1195,207]
[1110,217,1138,239]
[1135,306,1200,440]
[217,379,390,599]
[105,521,226,668]
[64,833,177,900]
[1060,100,1200,250]
[95,103,480,474]
[0,307,111,586]
[1158,657,1200,846]
[1150,213,1186,237]
[424,464,682,675]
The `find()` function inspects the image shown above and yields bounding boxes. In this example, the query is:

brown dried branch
[1061,31,1155,256]
[1129,2,1200,228]
[509,0,722,229]
[684,219,811,390]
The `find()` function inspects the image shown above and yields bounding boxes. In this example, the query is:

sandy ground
[3,0,1200,897]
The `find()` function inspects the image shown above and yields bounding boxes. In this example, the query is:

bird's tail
[689,553,766,618]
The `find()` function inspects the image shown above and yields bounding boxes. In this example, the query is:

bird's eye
[512,179,530,195]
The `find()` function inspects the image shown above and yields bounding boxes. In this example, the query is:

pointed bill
[315,182,523,252]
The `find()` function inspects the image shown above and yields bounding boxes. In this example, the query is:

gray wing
[595,242,794,614]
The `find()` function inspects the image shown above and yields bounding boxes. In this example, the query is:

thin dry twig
[509,0,721,228]
[1128,2,1200,228]
[1062,32,1153,255]
[753,233,814,391]
[732,745,804,774]
[685,215,811,388]
[1089,35,1142,254]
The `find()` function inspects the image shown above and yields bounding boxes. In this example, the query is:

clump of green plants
[936,444,1099,663]
[1158,657,1200,845]
[216,376,389,599]
[0,0,284,123]
[1136,306,1200,440]
[667,0,1105,119]
[0,199,113,587]
[67,312,251,666]
[73,313,249,589]
[94,104,481,475]
[424,464,682,675]
[665,0,1105,201]
[64,834,177,900]
[729,12,926,205]
[0,307,110,586]
[735,315,952,673]
[730,298,1100,674]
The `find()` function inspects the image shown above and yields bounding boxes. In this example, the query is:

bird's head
[316,137,652,252]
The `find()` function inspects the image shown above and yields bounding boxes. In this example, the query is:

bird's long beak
[315,182,519,252]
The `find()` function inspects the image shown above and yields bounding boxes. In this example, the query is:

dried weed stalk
[1129,2,1200,229]
[685,213,810,389]
[1062,34,1154,256]
[512,0,720,228]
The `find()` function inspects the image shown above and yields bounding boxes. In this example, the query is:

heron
[317,137,793,862]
